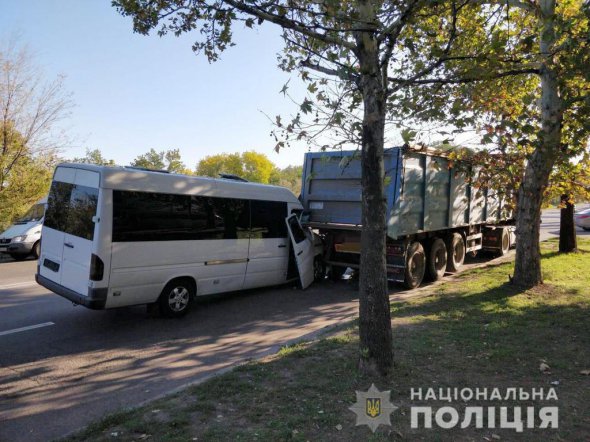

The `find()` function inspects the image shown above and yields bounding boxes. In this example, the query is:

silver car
[574,208,590,231]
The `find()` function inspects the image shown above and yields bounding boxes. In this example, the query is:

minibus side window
[113,191,251,242]
[250,200,287,239]
[211,198,249,240]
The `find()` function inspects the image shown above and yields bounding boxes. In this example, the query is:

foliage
[271,164,303,195]
[196,151,276,183]
[0,151,56,230]
[196,150,302,194]
[71,148,116,166]
[546,153,590,206]
[130,148,189,173]
[0,42,71,230]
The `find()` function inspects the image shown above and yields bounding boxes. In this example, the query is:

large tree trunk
[559,194,577,252]
[355,7,393,376]
[512,0,562,287]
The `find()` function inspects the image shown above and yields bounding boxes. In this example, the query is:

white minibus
[35,163,317,317]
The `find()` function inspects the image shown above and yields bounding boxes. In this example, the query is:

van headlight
[12,235,27,243]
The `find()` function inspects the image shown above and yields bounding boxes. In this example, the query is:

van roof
[55,163,301,204]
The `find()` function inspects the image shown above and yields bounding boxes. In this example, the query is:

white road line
[0,281,37,290]
[0,322,55,337]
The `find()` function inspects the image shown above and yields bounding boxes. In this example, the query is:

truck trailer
[300,147,515,288]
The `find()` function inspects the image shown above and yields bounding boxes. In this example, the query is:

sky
[0,0,312,169]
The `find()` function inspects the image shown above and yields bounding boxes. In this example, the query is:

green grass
[66,239,590,441]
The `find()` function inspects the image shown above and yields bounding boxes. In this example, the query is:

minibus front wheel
[159,278,195,318]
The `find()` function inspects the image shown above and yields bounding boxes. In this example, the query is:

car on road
[0,197,46,261]
[574,208,590,231]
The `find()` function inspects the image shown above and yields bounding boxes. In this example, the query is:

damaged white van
[35,163,318,317]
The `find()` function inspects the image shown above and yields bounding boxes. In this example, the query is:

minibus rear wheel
[159,278,195,318]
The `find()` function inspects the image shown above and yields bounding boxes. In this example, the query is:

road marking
[0,281,37,290]
[0,322,55,337]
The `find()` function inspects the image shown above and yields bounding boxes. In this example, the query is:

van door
[285,214,314,289]
[40,167,99,296]
[243,200,289,289]
[40,168,77,287]
[60,176,99,295]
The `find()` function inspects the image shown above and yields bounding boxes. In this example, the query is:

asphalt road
[0,210,588,441]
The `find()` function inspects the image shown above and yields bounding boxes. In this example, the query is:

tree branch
[222,0,356,50]
[389,67,540,85]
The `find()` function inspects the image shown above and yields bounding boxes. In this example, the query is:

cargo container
[300,147,515,288]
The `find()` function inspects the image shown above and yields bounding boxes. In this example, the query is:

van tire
[158,278,195,318]
[446,233,465,273]
[404,241,426,289]
[32,241,41,259]
[426,238,447,281]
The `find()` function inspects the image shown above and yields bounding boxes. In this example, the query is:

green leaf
[401,129,417,144]
[300,98,313,114]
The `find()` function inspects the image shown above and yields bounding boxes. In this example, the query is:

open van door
[285,214,314,289]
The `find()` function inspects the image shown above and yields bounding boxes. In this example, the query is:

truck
[300,147,515,288]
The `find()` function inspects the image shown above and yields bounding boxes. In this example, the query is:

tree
[72,148,116,166]
[196,151,278,183]
[0,42,71,229]
[115,0,472,375]
[0,144,57,230]
[546,153,590,252]
[271,165,303,195]
[131,148,188,173]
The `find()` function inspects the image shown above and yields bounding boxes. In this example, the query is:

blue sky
[1,0,309,168]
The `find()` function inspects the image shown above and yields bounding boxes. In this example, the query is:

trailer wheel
[404,241,425,289]
[427,238,447,281]
[158,278,195,318]
[446,233,465,272]
[499,228,510,256]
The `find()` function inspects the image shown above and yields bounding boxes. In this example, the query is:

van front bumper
[2,241,35,255]
[35,274,108,310]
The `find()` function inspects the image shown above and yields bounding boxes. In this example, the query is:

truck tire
[446,233,465,273]
[404,241,425,289]
[427,238,447,281]
[499,228,510,256]
[329,265,346,281]
[158,278,194,318]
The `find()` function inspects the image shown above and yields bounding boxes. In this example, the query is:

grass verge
[66,239,590,441]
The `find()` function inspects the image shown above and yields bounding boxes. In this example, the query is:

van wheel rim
[168,287,189,312]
